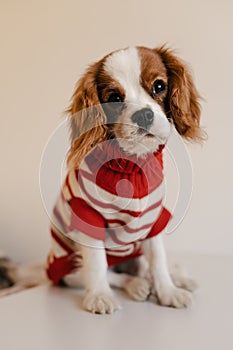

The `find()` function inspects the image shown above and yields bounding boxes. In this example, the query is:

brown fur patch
[96,64,126,126]
[96,66,126,104]
[66,59,108,169]
[154,46,205,141]
[138,46,168,110]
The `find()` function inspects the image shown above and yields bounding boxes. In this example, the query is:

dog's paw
[157,286,193,308]
[172,276,198,292]
[125,276,151,301]
[170,264,198,292]
[83,291,121,314]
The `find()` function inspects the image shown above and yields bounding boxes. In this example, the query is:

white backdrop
[1,0,232,262]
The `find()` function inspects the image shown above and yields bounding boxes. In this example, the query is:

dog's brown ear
[155,47,205,141]
[66,63,107,169]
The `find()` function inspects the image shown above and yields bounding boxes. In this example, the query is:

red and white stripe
[51,157,166,254]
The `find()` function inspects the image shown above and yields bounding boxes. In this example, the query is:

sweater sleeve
[69,197,106,241]
[146,207,172,238]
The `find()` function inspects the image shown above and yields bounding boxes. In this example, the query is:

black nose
[132,108,154,129]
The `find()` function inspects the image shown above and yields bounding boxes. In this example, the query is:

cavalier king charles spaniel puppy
[46,46,203,314]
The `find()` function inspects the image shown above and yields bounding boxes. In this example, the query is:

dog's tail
[0,256,15,289]
[0,256,49,297]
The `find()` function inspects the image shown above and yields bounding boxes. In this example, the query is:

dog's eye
[152,80,166,96]
[107,93,123,103]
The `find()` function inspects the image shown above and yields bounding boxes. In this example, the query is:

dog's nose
[132,108,154,129]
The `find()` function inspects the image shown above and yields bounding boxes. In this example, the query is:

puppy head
[67,46,203,168]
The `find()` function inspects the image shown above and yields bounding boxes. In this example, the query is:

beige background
[0,0,232,262]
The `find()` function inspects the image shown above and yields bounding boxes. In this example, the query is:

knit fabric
[46,140,172,285]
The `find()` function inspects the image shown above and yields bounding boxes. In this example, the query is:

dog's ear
[155,47,204,141]
[66,63,107,169]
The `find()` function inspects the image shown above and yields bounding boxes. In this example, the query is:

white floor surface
[0,254,233,350]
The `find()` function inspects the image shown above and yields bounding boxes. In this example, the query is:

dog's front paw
[83,291,121,314]
[125,276,151,301]
[157,286,192,308]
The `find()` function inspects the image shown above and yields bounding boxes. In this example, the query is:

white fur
[81,243,121,314]
[142,234,192,308]
[104,47,171,155]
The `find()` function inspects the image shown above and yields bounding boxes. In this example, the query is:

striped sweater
[47,140,171,285]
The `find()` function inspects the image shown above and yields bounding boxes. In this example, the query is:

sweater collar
[89,139,165,173]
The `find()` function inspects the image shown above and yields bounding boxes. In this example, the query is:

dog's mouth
[136,127,155,138]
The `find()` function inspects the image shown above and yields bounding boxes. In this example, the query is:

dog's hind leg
[107,269,151,301]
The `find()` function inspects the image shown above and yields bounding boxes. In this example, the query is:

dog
[46,46,203,314]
